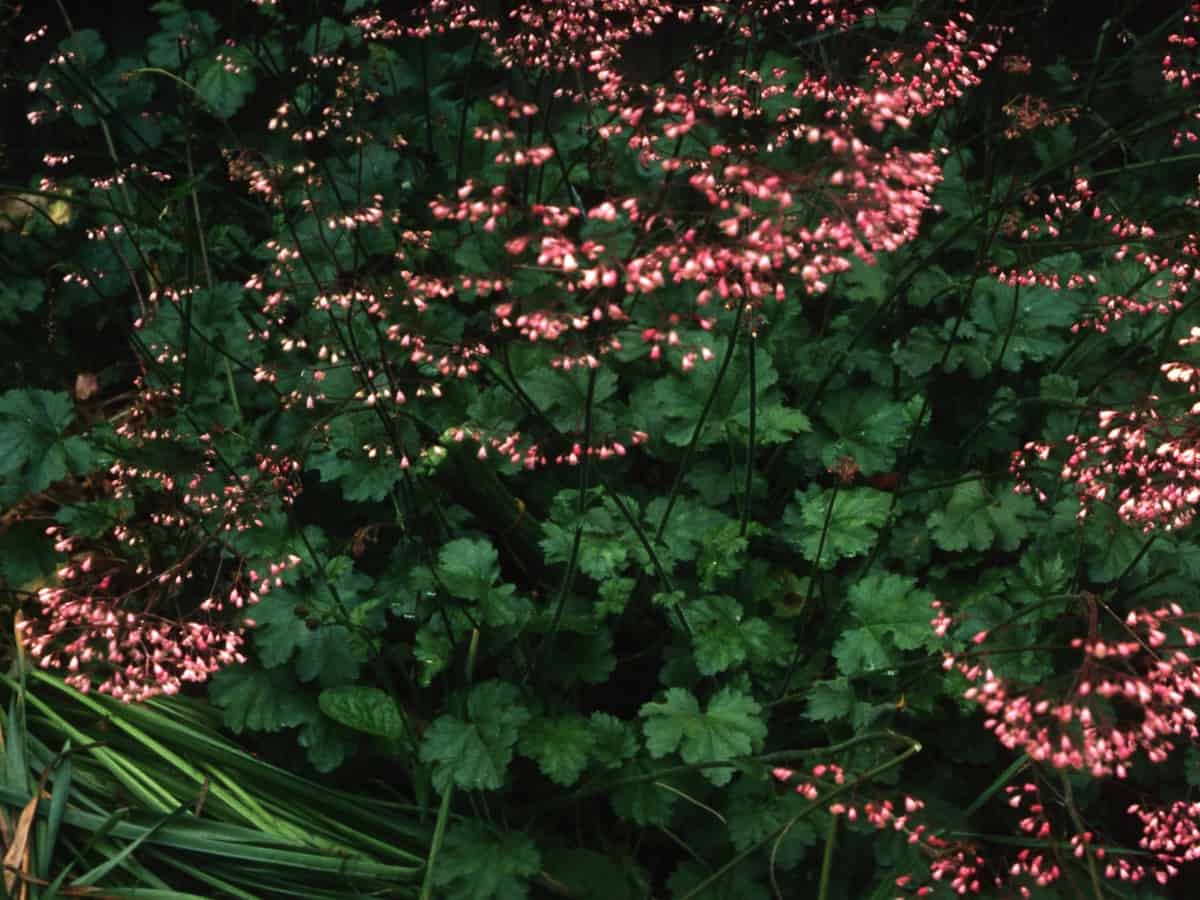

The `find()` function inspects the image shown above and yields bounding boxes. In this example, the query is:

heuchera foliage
[5,0,1200,896]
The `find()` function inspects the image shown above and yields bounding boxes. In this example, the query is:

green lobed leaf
[194,46,256,119]
[640,687,767,786]
[638,344,809,450]
[432,821,541,900]
[419,680,531,792]
[297,713,358,773]
[518,716,592,786]
[690,595,773,676]
[782,486,892,569]
[803,391,922,476]
[928,479,1035,553]
[0,389,92,504]
[0,278,43,324]
[209,664,314,734]
[248,587,362,687]
[726,777,818,870]
[436,537,533,626]
[833,573,938,675]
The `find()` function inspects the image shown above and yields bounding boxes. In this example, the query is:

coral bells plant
[7,0,1200,897]
[9,379,306,700]
[18,524,300,702]
[932,597,1200,892]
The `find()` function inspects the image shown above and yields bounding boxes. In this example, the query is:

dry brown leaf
[3,795,38,900]
[74,373,100,402]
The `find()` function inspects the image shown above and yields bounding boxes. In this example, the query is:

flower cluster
[923,599,1200,892]
[6,358,305,699]
[772,764,1011,897]
[1013,362,1200,533]
[1001,94,1079,140]
[18,525,301,701]
[939,602,1200,776]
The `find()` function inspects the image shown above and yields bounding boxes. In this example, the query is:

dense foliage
[4,0,1200,896]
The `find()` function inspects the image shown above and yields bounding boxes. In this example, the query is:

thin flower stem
[677,738,923,900]
[776,483,837,700]
[454,37,483,188]
[1059,772,1106,900]
[963,754,1030,819]
[564,733,915,805]
[807,810,838,900]
[530,366,598,685]
[484,351,683,626]
[653,781,726,825]
[993,280,1021,373]
[860,188,1007,574]
[655,300,745,545]
[739,332,757,540]
[657,825,707,868]
[419,786,454,900]
[420,42,434,157]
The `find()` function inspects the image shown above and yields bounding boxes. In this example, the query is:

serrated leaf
[540,629,617,685]
[435,537,530,625]
[307,412,413,503]
[60,30,105,68]
[929,479,1034,552]
[697,524,750,590]
[970,275,1080,371]
[248,590,310,668]
[726,777,818,870]
[642,346,807,449]
[690,595,773,675]
[519,716,592,786]
[521,367,618,432]
[640,687,767,786]
[295,624,360,686]
[301,17,346,55]
[782,486,892,569]
[1083,503,1150,583]
[807,675,892,729]
[596,576,635,617]
[146,8,218,67]
[541,491,647,580]
[0,389,91,503]
[0,278,43,324]
[804,391,921,476]
[55,498,130,539]
[588,712,639,767]
[438,536,500,593]
[420,680,531,791]
[806,677,855,722]
[643,496,732,574]
[413,620,455,686]
[195,47,256,119]
[841,257,888,302]
[833,573,937,675]
[249,587,362,686]
[209,665,314,733]
[432,821,541,900]
[298,714,357,773]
